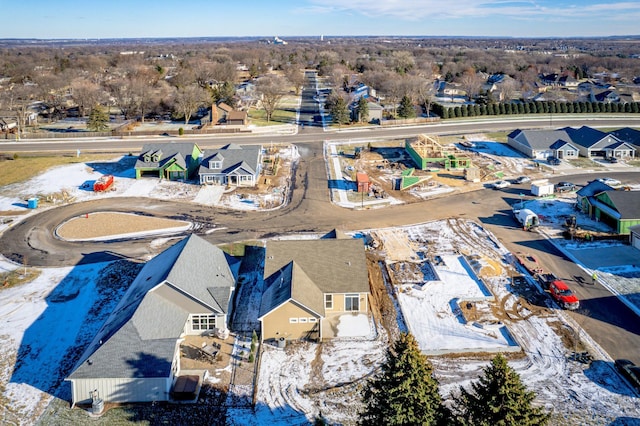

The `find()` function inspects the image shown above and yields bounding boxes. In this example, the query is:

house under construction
[405,134,472,170]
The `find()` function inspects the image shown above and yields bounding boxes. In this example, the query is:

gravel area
[56,212,191,240]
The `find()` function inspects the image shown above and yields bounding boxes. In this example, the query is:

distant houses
[134,142,264,187]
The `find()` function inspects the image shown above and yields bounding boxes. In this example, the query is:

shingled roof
[263,239,369,294]
[68,235,238,380]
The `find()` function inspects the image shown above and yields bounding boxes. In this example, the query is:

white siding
[70,377,172,405]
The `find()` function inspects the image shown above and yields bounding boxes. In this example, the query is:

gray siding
[71,377,172,405]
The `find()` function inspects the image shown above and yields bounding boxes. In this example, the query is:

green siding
[620,219,640,235]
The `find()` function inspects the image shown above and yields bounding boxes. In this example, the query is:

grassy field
[567,158,605,168]
[248,107,297,126]
[0,154,116,187]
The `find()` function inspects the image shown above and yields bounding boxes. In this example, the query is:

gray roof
[602,191,640,219]
[561,126,616,149]
[264,239,369,294]
[259,261,325,318]
[610,128,640,148]
[135,142,200,170]
[68,235,238,380]
[199,144,261,176]
[509,129,573,151]
[576,180,614,197]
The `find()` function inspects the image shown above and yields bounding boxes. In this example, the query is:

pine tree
[451,354,550,426]
[330,96,350,127]
[86,104,109,131]
[360,333,447,426]
[397,95,416,119]
[357,96,370,123]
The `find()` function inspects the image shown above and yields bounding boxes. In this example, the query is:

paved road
[3,117,640,153]
[2,135,640,364]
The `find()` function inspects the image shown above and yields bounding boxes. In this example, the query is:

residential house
[591,89,620,103]
[66,235,239,405]
[562,126,635,159]
[507,129,579,160]
[226,110,248,126]
[576,180,615,216]
[589,190,640,234]
[258,238,370,343]
[349,98,383,123]
[199,143,262,186]
[135,143,203,180]
[630,224,640,251]
[539,73,579,88]
[0,112,18,132]
[610,127,640,157]
[507,127,636,160]
[212,102,234,124]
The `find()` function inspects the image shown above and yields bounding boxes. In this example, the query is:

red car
[549,280,580,310]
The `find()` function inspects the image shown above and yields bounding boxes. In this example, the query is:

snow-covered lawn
[1,151,640,424]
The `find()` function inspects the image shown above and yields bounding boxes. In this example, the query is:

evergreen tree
[360,333,447,426]
[632,102,639,113]
[330,96,350,127]
[86,104,110,131]
[398,95,416,119]
[357,96,370,123]
[451,354,550,426]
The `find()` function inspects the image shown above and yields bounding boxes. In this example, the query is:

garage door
[633,233,640,251]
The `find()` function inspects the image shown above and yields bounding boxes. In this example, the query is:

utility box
[530,179,554,197]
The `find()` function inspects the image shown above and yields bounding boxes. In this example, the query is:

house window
[210,161,221,169]
[325,294,333,309]
[345,294,360,311]
[309,317,317,323]
[191,314,217,331]
[289,318,298,324]
[299,318,308,323]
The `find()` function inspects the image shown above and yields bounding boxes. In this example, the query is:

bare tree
[282,64,305,95]
[255,74,288,122]
[458,68,483,101]
[174,84,207,124]
[71,79,105,117]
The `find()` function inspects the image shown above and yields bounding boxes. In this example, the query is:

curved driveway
[2,121,640,365]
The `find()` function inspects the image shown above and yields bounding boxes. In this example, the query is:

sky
[2,0,640,39]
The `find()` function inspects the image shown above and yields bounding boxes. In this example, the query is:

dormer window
[209,161,222,169]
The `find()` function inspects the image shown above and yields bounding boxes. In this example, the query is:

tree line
[433,100,640,120]
[1,36,639,132]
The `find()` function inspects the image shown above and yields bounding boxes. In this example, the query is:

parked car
[514,176,531,184]
[555,182,576,193]
[549,280,580,310]
[597,177,622,187]
[615,359,640,391]
[607,157,619,163]
[547,156,561,165]
[492,180,511,189]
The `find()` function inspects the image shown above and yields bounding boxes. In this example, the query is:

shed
[356,173,370,192]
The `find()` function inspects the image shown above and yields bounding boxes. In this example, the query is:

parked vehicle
[596,177,622,187]
[530,179,554,196]
[514,176,531,184]
[555,182,576,193]
[537,272,558,290]
[607,157,619,163]
[513,209,539,230]
[492,180,511,189]
[547,156,561,165]
[615,359,640,391]
[549,280,580,310]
